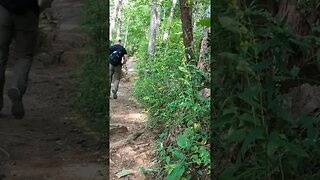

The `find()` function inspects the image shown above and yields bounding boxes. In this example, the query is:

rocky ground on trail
[0,0,107,179]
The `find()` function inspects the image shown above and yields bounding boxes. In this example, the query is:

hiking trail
[0,0,107,179]
[109,58,157,180]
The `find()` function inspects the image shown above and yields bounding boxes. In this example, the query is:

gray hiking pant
[0,5,39,97]
[109,64,122,93]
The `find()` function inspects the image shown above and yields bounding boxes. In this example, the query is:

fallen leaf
[116,169,134,178]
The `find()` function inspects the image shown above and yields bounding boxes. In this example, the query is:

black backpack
[109,50,122,65]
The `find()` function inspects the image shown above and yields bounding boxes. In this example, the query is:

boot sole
[112,90,117,99]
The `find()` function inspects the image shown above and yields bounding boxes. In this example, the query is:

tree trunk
[110,0,122,41]
[116,4,123,38]
[193,0,198,33]
[124,18,130,48]
[276,0,312,36]
[156,0,162,34]
[197,5,210,72]
[179,0,194,63]
[163,0,177,41]
[148,0,157,55]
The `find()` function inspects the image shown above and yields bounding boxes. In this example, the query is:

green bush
[134,44,211,178]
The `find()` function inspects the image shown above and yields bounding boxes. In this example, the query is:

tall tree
[110,0,122,40]
[163,0,177,41]
[148,0,157,54]
[156,0,163,34]
[124,18,130,48]
[179,0,194,62]
[116,4,123,38]
[193,0,199,32]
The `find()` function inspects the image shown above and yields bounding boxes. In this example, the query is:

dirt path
[0,0,106,179]
[109,59,156,180]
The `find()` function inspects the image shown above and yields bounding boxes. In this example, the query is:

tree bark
[148,0,157,54]
[277,0,320,35]
[179,0,194,63]
[163,0,177,41]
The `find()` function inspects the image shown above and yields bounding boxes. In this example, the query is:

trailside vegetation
[77,0,108,122]
[113,0,211,179]
[213,0,320,179]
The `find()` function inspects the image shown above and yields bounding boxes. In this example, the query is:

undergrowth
[77,0,108,122]
[213,1,320,179]
[134,41,211,179]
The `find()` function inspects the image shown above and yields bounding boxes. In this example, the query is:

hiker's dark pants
[0,5,39,102]
[109,64,122,93]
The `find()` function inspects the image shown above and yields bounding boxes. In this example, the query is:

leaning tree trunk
[110,0,122,41]
[148,0,157,55]
[179,0,195,63]
[163,0,177,41]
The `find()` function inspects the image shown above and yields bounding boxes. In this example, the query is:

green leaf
[173,150,186,160]
[269,132,308,157]
[218,16,248,34]
[238,126,264,161]
[299,115,317,139]
[178,66,189,73]
[165,156,171,164]
[177,135,188,148]
[237,85,262,109]
[196,18,210,27]
[290,66,300,78]
[227,128,246,143]
[116,169,134,178]
[167,164,185,180]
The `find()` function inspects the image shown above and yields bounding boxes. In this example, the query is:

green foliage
[213,1,320,179]
[121,0,211,178]
[77,0,108,120]
[134,43,210,178]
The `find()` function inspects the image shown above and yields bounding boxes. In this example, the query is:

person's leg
[112,65,122,99]
[109,64,115,97]
[0,5,14,111]
[8,10,39,118]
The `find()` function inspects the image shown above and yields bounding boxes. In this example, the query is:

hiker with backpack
[109,38,128,99]
[0,0,53,119]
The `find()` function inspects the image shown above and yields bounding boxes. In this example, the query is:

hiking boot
[112,89,117,99]
[8,88,24,119]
